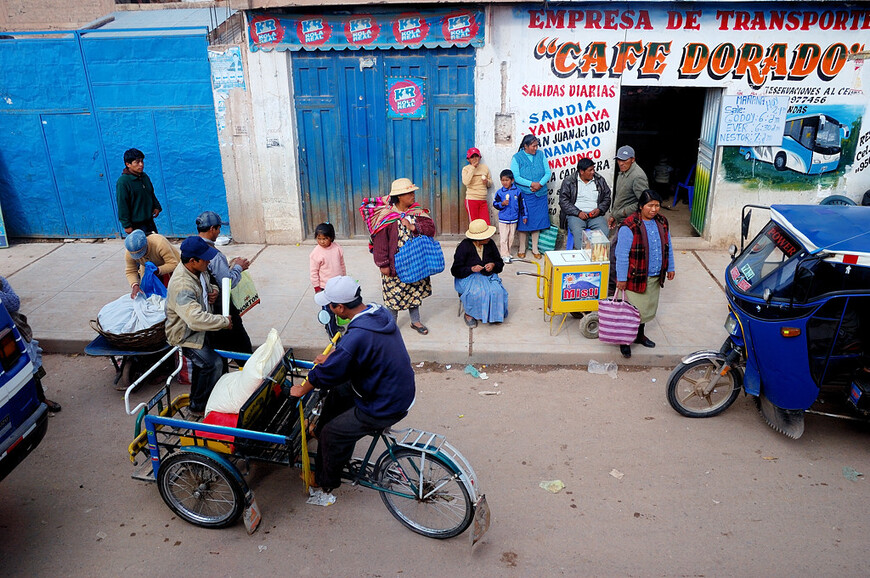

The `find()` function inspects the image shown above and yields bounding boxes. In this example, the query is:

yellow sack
[231,271,260,316]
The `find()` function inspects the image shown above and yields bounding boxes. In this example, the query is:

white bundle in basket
[98,294,166,334]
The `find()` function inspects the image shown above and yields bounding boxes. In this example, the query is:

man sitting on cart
[290,276,416,493]
[165,236,232,417]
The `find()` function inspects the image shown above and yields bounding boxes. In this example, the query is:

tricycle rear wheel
[157,452,244,528]
[377,448,473,539]
[666,358,742,418]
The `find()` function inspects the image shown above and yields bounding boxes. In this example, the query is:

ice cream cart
[516,230,609,337]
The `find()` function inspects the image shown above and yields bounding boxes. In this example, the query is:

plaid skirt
[382,274,432,310]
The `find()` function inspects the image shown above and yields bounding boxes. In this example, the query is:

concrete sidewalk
[1,237,731,367]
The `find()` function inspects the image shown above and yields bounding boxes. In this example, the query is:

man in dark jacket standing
[116,148,162,234]
[558,157,611,248]
[290,276,416,492]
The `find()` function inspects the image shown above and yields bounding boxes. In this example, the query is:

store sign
[525,6,868,90]
[386,77,426,119]
[718,95,789,145]
[248,8,484,52]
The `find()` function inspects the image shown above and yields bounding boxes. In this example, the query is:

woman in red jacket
[372,178,436,335]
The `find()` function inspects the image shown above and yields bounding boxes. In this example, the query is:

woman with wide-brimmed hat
[450,219,509,327]
[371,178,436,335]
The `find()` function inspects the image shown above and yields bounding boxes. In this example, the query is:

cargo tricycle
[126,338,490,540]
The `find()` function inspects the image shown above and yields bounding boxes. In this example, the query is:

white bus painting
[739,113,850,175]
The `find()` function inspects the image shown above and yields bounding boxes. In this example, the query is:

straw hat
[465,219,496,240]
[389,177,419,197]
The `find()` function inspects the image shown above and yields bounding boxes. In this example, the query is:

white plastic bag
[205,329,284,415]
[98,294,166,334]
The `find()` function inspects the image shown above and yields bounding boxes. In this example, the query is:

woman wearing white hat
[372,178,436,335]
[450,219,509,327]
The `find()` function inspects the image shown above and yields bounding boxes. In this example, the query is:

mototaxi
[667,204,870,438]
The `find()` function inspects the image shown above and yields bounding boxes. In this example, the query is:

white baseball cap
[314,276,361,306]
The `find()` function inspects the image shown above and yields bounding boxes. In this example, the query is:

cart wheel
[157,452,244,529]
[578,312,599,339]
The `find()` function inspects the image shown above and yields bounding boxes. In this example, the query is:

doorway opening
[617,86,706,237]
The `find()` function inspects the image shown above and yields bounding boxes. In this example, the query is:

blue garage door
[0,30,227,238]
[292,47,475,237]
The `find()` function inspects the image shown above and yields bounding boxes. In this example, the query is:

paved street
[2,354,869,576]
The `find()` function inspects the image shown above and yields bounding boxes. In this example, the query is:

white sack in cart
[205,328,284,416]
[97,294,166,334]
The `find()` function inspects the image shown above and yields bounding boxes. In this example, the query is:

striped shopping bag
[526,225,560,253]
[597,290,641,344]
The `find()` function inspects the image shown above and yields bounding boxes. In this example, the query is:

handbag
[597,289,641,344]
[230,271,260,316]
[394,234,445,284]
[139,262,167,298]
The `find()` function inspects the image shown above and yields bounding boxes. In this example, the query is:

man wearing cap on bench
[290,276,416,493]
[165,236,232,417]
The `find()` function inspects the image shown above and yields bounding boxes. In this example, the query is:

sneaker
[502,256,510,263]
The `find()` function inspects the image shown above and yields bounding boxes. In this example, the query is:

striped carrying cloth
[597,290,641,344]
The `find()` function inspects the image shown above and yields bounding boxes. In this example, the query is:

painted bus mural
[740,113,851,175]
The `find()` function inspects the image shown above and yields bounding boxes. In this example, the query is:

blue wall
[0,30,227,238]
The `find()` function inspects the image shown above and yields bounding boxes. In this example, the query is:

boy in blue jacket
[290,276,415,493]
[492,169,525,261]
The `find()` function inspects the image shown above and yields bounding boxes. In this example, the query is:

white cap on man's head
[314,276,361,306]
[615,145,636,161]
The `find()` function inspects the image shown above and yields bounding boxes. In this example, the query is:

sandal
[517,252,526,259]
[464,314,478,328]
[410,323,429,335]
[533,252,542,260]
[44,399,62,413]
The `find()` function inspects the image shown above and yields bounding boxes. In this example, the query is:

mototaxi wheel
[157,451,245,529]
[666,358,742,418]
[376,448,473,539]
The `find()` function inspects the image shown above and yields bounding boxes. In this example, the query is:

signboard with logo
[248,8,484,52]
[386,77,427,119]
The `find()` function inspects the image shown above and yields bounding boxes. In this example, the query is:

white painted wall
[212,43,304,244]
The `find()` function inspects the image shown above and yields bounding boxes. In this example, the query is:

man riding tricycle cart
[126,277,490,541]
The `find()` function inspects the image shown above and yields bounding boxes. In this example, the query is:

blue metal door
[40,113,117,236]
[0,30,226,238]
[292,47,474,237]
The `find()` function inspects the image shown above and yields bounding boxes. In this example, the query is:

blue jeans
[566,214,609,249]
[181,344,225,411]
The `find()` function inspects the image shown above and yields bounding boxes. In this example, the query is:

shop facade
[218,2,870,245]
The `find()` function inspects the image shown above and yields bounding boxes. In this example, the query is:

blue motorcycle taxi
[666,204,870,438]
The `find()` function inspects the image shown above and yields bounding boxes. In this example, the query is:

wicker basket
[89,318,167,350]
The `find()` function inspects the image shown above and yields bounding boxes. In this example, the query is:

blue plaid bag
[394,235,445,283]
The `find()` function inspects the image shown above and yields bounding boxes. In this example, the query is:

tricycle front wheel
[157,452,244,529]
[377,448,473,539]
[666,358,742,418]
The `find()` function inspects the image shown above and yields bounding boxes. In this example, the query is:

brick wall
[1,0,114,31]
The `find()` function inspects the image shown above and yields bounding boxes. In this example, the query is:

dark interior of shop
[617,86,706,236]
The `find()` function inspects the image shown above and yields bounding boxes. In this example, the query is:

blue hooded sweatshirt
[307,304,415,419]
